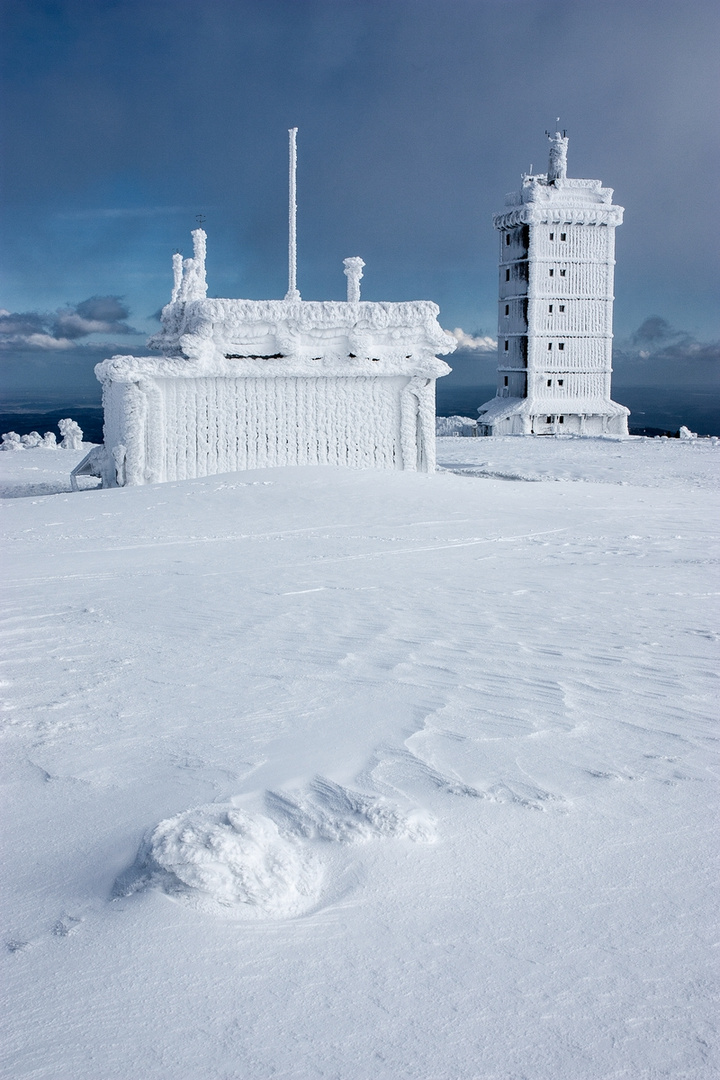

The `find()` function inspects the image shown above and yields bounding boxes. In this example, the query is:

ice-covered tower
[477,133,629,436]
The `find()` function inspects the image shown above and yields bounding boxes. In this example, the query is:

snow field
[1,439,719,1078]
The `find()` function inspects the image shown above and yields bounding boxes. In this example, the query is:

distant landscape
[3,366,719,444]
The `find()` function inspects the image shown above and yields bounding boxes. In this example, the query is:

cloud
[0,296,140,351]
[617,318,720,364]
[449,328,497,352]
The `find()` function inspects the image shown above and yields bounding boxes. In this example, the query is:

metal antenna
[285,127,301,300]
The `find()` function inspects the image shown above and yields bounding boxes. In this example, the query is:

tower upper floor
[494,133,624,231]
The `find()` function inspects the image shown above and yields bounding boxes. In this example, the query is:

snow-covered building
[73,128,454,488]
[88,233,453,487]
[477,133,629,436]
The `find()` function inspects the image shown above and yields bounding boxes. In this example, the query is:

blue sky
[1,0,718,405]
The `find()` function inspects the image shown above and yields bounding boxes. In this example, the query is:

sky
[1,0,719,408]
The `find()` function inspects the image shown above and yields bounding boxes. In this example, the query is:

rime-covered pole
[285,127,301,301]
[171,252,183,302]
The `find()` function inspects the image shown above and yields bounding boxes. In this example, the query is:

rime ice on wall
[478,135,629,437]
[93,240,454,486]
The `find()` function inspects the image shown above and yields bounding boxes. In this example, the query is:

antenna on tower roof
[285,127,301,301]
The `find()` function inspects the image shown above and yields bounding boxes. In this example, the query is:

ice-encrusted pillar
[343,257,365,303]
[171,251,183,302]
[547,131,568,183]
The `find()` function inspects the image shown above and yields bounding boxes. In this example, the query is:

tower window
[559,416,564,423]
[559,304,565,312]
[548,304,553,313]
[506,234,511,245]
[549,232,554,240]
[549,269,554,277]
[558,342,565,350]
[559,269,567,277]
[505,268,510,281]
[546,416,553,424]
[504,340,509,351]
[504,376,509,386]
[548,342,553,350]
[505,304,509,316]
[558,379,564,386]
[547,379,552,387]
[560,232,567,241]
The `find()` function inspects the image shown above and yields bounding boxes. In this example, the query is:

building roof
[477,396,629,422]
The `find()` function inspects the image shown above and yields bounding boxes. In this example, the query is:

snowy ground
[2,437,719,1079]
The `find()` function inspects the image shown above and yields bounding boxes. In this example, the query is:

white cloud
[23,333,76,350]
[449,328,497,352]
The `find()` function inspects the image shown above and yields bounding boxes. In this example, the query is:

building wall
[102,374,437,484]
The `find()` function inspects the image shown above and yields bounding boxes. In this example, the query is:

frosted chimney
[343,257,365,303]
[547,132,568,183]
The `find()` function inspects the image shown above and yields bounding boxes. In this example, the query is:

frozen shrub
[1,431,23,451]
[20,431,42,448]
[41,432,58,448]
[58,418,84,450]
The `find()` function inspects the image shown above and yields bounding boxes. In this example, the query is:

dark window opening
[505,268,510,281]
[546,416,553,424]
[504,376,509,386]
[558,379,564,387]
[559,416,564,423]
[548,342,553,350]
[560,232,567,241]
[547,379,552,387]
[560,269,567,277]
[558,342,565,350]
[506,234,511,245]
[505,304,509,316]
[549,268,554,277]
[504,340,509,351]
[559,304,565,312]
[549,232,554,240]
[548,304,553,313]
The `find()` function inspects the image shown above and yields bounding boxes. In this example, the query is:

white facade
[477,134,629,436]
[87,230,454,487]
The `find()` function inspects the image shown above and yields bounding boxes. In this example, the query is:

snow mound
[266,776,435,844]
[117,805,323,918]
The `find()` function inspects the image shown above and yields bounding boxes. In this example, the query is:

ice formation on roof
[343,257,365,303]
[171,229,208,304]
[547,130,568,183]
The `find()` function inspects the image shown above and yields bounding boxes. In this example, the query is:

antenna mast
[285,127,301,300]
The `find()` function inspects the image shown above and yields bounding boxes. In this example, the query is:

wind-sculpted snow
[118,779,433,917]
[266,776,435,845]
[117,805,323,918]
[1,441,719,1079]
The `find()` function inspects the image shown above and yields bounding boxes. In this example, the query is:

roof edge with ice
[477,396,630,423]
